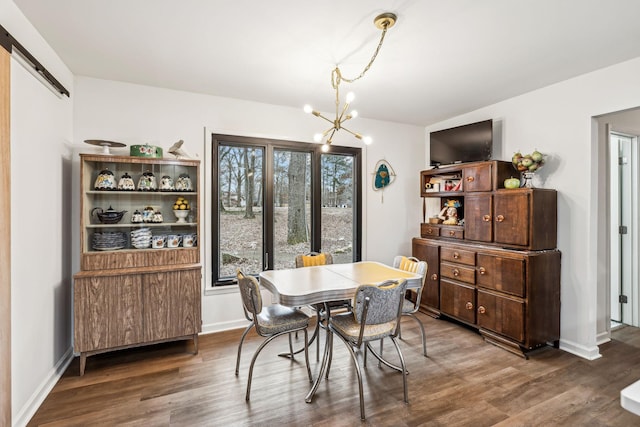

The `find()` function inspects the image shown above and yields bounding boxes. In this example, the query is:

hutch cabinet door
[462,163,493,192]
[412,240,440,309]
[463,194,492,243]
[476,254,526,297]
[477,290,525,343]
[74,274,143,352]
[440,279,476,324]
[143,269,202,342]
[493,191,530,246]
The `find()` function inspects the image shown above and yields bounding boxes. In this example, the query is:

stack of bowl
[131,227,152,249]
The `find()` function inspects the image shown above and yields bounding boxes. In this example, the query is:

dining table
[259,260,423,403]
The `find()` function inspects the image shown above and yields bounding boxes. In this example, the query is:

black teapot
[91,206,127,224]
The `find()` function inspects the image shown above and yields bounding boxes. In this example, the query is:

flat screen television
[429,119,493,167]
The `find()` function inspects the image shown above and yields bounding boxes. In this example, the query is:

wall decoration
[372,159,396,202]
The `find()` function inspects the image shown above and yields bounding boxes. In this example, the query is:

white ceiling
[13,0,640,126]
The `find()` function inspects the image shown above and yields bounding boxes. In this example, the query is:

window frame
[210,133,362,287]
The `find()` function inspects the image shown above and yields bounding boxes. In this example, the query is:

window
[211,134,362,286]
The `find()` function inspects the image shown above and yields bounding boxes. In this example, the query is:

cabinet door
[476,254,525,297]
[412,240,439,309]
[143,269,202,342]
[462,163,492,192]
[440,279,476,324]
[493,192,529,246]
[74,274,143,352]
[477,290,524,342]
[464,194,492,242]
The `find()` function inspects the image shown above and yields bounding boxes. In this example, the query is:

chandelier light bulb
[321,143,330,152]
[346,92,355,103]
[350,110,358,118]
[363,136,373,145]
[303,104,313,114]
[313,133,323,142]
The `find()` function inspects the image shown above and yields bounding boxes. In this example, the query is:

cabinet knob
[431,273,438,281]
[478,306,486,314]
[449,230,456,236]
[453,251,460,259]
[466,176,475,182]
[426,229,433,234]
[496,215,505,222]
[482,214,491,222]
[465,302,474,310]
[478,267,486,275]
[452,268,460,277]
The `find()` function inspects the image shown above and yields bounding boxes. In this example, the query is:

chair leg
[389,336,409,404]
[333,332,366,420]
[288,332,295,360]
[404,313,428,357]
[246,334,280,401]
[235,322,254,376]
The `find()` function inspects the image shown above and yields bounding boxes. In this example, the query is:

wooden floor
[28,314,640,426]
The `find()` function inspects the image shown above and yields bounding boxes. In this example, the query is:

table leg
[305,303,331,403]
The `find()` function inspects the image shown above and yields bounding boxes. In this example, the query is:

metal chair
[327,279,409,420]
[234,270,313,401]
[393,255,428,356]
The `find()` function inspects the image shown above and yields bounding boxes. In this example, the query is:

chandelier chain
[332,22,390,89]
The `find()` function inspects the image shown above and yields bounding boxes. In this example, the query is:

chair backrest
[393,255,428,299]
[295,252,333,268]
[353,279,407,328]
[236,269,263,318]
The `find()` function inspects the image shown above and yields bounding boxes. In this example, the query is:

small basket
[429,217,443,224]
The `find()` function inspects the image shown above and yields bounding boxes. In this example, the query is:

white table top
[259,261,422,307]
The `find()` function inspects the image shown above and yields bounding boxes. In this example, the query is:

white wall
[1,0,75,425]
[72,76,426,334]
[425,56,640,360]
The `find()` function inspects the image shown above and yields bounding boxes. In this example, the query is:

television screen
[429,119,493,167]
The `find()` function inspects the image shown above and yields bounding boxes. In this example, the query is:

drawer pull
[478,267,486,275]
[478,306,486,314]
[482,214,491,222]
[453,251,460,259]
[431,273,438,281]
[466,176,475,182]
[465,302,473,310]
[449,230,456,236]
[496,214,505,222]
[427,229,433,234]
[452,268,460,277]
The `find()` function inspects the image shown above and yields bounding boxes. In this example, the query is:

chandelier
[304,12,397,152]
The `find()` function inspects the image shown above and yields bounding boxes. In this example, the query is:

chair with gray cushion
[393,255,429,356]
[327,279,409,420]
[235,269,313,401]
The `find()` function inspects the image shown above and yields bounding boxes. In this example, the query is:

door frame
[1,47,12,426]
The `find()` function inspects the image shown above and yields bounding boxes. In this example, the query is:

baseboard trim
[201,319,248,335]
[13,346,74,427]
[559,338,602,360]
[596,330,611,346]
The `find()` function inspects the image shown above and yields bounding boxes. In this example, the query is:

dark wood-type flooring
[28,314,640,426]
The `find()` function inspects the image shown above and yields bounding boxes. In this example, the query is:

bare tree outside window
[212,135,360,285]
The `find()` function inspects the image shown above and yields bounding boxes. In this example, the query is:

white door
[610,132,638,325]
